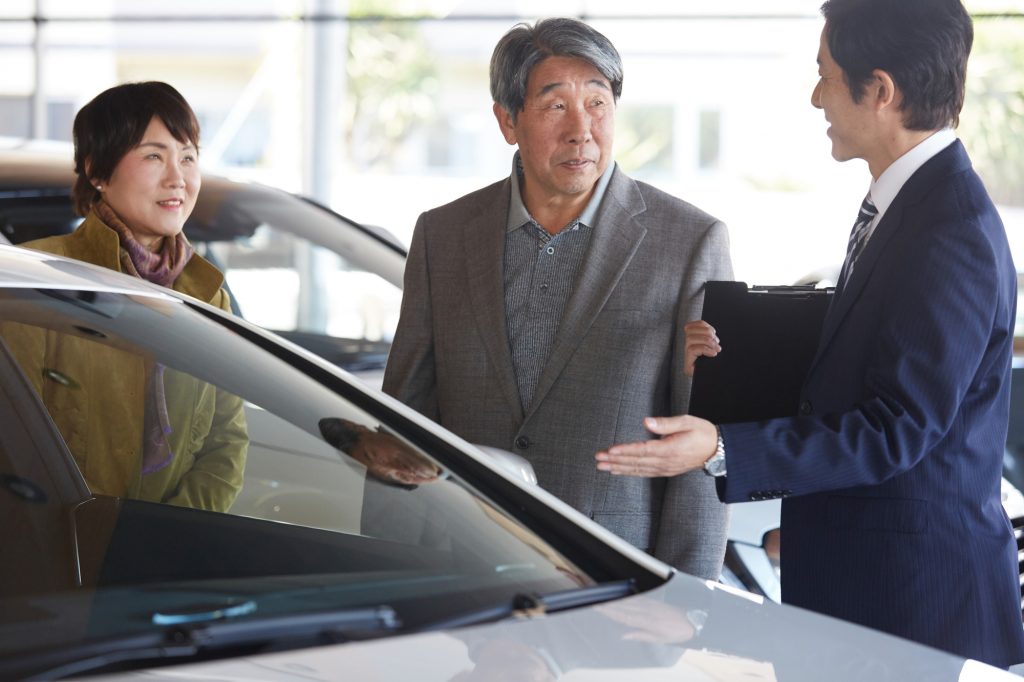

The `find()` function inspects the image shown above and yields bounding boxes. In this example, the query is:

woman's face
[97,116,200,252]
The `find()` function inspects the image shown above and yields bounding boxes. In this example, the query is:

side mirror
[475,445,538,486]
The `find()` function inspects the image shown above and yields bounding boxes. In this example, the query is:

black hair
[820,0,973,130]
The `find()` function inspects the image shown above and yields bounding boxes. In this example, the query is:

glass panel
[202,224,401,342]
[0,284,593,663]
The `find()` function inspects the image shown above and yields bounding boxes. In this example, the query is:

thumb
[643,415,692,435]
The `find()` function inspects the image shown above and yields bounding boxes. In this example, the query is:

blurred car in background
[1,244,1016,681]
[0,145,405,386]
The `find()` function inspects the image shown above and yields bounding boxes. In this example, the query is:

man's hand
[595,415,718,477]
[683,320,720,377]
[320,417,441,487]
[349,427,442,487]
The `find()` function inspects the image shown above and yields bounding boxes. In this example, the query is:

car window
[0,284,593,665]
[198,222,401,345]
[0,193,80,245]
[185,183,405,379]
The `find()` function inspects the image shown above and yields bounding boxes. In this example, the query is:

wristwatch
[703,426,727,477]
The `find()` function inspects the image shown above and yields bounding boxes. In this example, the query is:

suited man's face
[811,26,881,168]
[494,56,615,212]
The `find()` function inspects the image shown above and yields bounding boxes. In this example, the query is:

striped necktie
[841,194,878,286]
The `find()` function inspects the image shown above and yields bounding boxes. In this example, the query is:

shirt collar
[506,151,616,233]
[869,128,957,219]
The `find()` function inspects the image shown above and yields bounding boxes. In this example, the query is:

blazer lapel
[463,179,525,421]
[524,168,648,421]
[814,204,903,362]
[810,141,970,372]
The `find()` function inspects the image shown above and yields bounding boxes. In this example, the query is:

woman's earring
[94,185,102,191]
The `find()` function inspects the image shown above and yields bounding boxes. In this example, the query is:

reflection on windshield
[1,292,247,512]
[319,417,442,489]
[0,285,594,673]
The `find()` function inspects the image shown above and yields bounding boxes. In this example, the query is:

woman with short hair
[9,81,248,512]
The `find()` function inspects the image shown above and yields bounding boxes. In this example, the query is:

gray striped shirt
[503,153,615,411]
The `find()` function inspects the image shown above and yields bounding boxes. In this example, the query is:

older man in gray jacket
[383,17,732,578]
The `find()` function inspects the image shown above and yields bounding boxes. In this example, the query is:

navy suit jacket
[720,141,1024,668]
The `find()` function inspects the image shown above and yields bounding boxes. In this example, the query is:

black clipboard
[688,281,834,424]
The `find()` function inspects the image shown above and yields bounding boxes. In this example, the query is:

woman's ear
[84,158,101,191]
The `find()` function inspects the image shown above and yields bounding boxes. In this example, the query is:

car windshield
[0,277,597,673]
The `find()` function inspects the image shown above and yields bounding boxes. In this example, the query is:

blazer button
[799,400,813,415]
[515,436,530,449]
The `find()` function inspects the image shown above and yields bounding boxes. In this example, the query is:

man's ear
[870,69,898,112]
[493,102,517,146]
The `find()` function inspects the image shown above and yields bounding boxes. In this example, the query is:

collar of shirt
[868,128,957,224]
[506,151,616,234]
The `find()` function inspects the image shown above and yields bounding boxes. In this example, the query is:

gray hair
[489,17,623,122]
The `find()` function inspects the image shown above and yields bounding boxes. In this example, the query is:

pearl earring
[94,185,102,191]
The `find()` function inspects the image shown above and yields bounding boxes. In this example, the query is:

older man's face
[495,56,615,209]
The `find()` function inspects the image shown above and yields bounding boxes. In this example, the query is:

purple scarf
[94,201,193,287]
[94,201,194,475]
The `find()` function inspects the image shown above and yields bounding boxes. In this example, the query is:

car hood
[87,573,1011,681]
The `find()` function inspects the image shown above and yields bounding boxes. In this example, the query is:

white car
[0,244,1017,681]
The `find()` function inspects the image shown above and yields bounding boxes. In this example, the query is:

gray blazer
[383,165,733,579]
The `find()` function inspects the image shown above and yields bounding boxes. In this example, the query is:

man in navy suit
[595,0,1024,669]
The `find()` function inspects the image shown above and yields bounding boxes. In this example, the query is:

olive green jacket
[4,212,248,512]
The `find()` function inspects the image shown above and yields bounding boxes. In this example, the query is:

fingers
[355,432,442,484]
[643,415,695,435]
[595,439,679,477]
[683,321,721,376]
[595,415,716,477]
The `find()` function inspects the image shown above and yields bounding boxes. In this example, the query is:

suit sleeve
[720,212,1006,502]
[654,218,734,579]
[382,213,440,421]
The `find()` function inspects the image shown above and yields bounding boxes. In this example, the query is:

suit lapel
[814,204,903,361]
[524,168,648,421]
[810,141,970,373]
[463,180,525,421]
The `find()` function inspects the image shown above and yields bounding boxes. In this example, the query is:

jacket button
[515,436,530,449]
[799,400,812,415]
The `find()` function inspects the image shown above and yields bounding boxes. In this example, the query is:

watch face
[705,454,727,477]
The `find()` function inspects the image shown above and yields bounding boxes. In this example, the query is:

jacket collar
[71,211,225,304]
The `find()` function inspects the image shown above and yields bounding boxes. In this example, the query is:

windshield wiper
[428,579,636,630]
[7,605,400,681]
